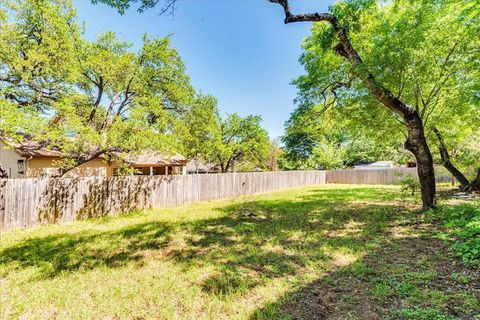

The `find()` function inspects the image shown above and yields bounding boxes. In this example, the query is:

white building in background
[354,161,395,170]
[185,160,220,174]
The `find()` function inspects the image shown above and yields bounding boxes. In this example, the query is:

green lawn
[1,185,478,319]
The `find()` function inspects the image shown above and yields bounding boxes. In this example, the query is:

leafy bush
[399,175,420,196]
[427,202,480,265]
[387,307,458,320]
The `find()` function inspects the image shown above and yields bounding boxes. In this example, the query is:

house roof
[114,151,186,166]
[15,141,62,157]
[0,137,61,157]
[186,160,219,172]
[1,137,186,166]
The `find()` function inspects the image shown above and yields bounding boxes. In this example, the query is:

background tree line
[0,0,271,177]
[2,0,479,207]
[277,0,479,200]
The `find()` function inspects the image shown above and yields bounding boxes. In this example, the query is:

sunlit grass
[0,184,476,319]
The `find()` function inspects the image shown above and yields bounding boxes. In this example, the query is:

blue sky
[73,0,335,138]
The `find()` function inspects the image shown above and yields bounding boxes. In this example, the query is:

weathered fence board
[326,167,452,185]
[326,168,417,184]
[0,168,454,231]
[0,171,327,231]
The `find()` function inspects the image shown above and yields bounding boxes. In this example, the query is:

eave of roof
[1,136,186,165]
[1,137,61,157]
[111,151,187,166]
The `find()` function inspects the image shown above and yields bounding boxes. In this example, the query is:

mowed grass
[0,185,478,319]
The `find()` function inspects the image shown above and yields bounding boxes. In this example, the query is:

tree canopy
[0,0,197,175]
[282,0,479,178]
[179,95,271,173]
[180,94,222,164]
[217,113,270,172]
[281,105,403,170]
[91,0,174,14]
[0,0,271,177]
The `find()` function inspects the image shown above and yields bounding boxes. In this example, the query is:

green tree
[432,104,480,190]
[91,0,177,14]
[0,0,194,177]
[462,0,480,20]
[0,0,79,176]
[180,100,270,173]
[216,114,269,173]
[180,94,222,167]
[266,138,283,171]
[72,0,480,196]
[269,0,480,206]
[282,103,402,170]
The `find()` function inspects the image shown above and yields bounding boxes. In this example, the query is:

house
[353,161,395,170]
[115,152,187,176]
[0,140,187,179]
[185,160,220,174]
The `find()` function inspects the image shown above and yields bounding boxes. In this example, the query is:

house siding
[0,142,27,178]
[1,142,186,178]
[26,157,110,178]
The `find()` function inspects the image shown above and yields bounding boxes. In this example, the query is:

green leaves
[218,113,270,172]
[427,202,480,265]
[286,0,480,171]
[461,0,480,20]
[0,0,79,112]
[181,94,222,162]
[180,96,270,172]
[0,0,196,172]
[1,0,272,175]
[281,99,401,170]
[91,0,157,14]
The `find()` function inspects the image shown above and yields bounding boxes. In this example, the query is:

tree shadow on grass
[163,188,416,297]
[0,221,174,279]
[0,187,420,300]
[250,232,480,320]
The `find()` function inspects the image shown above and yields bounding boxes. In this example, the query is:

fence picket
[0,168,452,231]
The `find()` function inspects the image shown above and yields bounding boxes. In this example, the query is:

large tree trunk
[404,114,436,209]
[433,127,470,189]
[465,168,480,192]
[222,156,235,173]
[472,169,480,190]
[220,163,227,173]
[271,0,436,209]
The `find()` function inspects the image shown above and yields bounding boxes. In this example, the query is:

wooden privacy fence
[0,171,326,231]
[326,167,452,185]
[0,168,453,231]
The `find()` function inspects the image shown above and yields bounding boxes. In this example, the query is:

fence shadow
[0,220,174,279]
[2,186,476,318]
[37,175,175,224]
[1,187,412,282]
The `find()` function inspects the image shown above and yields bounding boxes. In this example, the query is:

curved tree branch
[433,127,470,189]
[270,0,415,118]
[270,0,436,209]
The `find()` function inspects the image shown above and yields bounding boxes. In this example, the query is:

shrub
[427,202,480,265]
[387,307,458,320]
[400,175,420,196]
